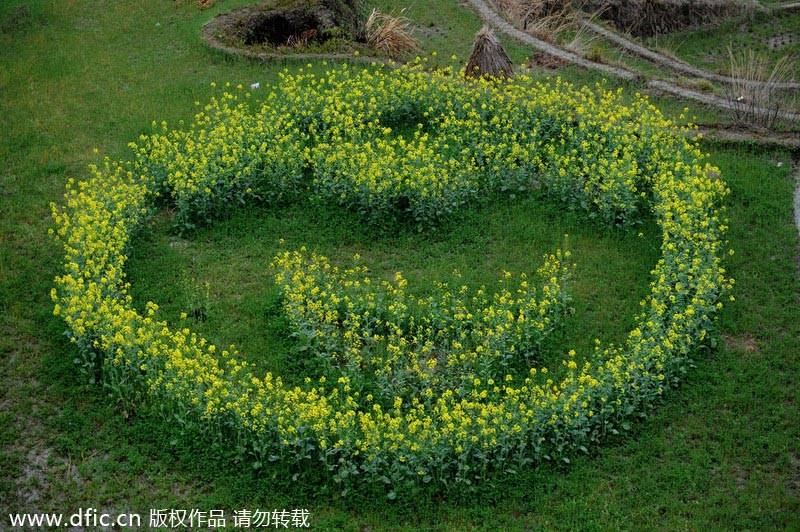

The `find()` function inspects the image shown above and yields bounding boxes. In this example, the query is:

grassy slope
[643,8,800,81]
[1,0,798,530]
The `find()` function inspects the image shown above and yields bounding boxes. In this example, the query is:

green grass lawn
[125,193,661,391]
[1,0,799,530]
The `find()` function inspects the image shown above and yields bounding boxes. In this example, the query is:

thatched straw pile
[465,26,515,80]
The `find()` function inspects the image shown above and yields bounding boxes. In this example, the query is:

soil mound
[204,0,338,49]
[515,0,760,38]
[585,0,760,37]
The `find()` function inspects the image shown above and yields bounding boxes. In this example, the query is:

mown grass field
[1,0,798,530]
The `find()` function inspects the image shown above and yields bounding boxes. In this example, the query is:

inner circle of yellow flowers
[51,60,733,488]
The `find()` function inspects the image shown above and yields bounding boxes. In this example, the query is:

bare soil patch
[767,33,797,51]
[722,333,761,354]
[203,0,337,49]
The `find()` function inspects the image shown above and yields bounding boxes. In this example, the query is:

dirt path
[646,79,800,123]
[692,126,800,150]
[464,0,800,123]
[776,2,800,12]
[462,0,639,80]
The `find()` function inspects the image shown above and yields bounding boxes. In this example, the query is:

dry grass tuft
[466,26,515,80]
[646,34,683,62]
[492,0,529,23]
[725,45,795,129]
[521,0,587,19]
[676,77,715,93]
[525,5,581,42]
[494,0,601,47]
[494,0,580,41]
[287,28,320,48]
[365,8,420,58]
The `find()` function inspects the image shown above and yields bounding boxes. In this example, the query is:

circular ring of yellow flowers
[51,61,733,489]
